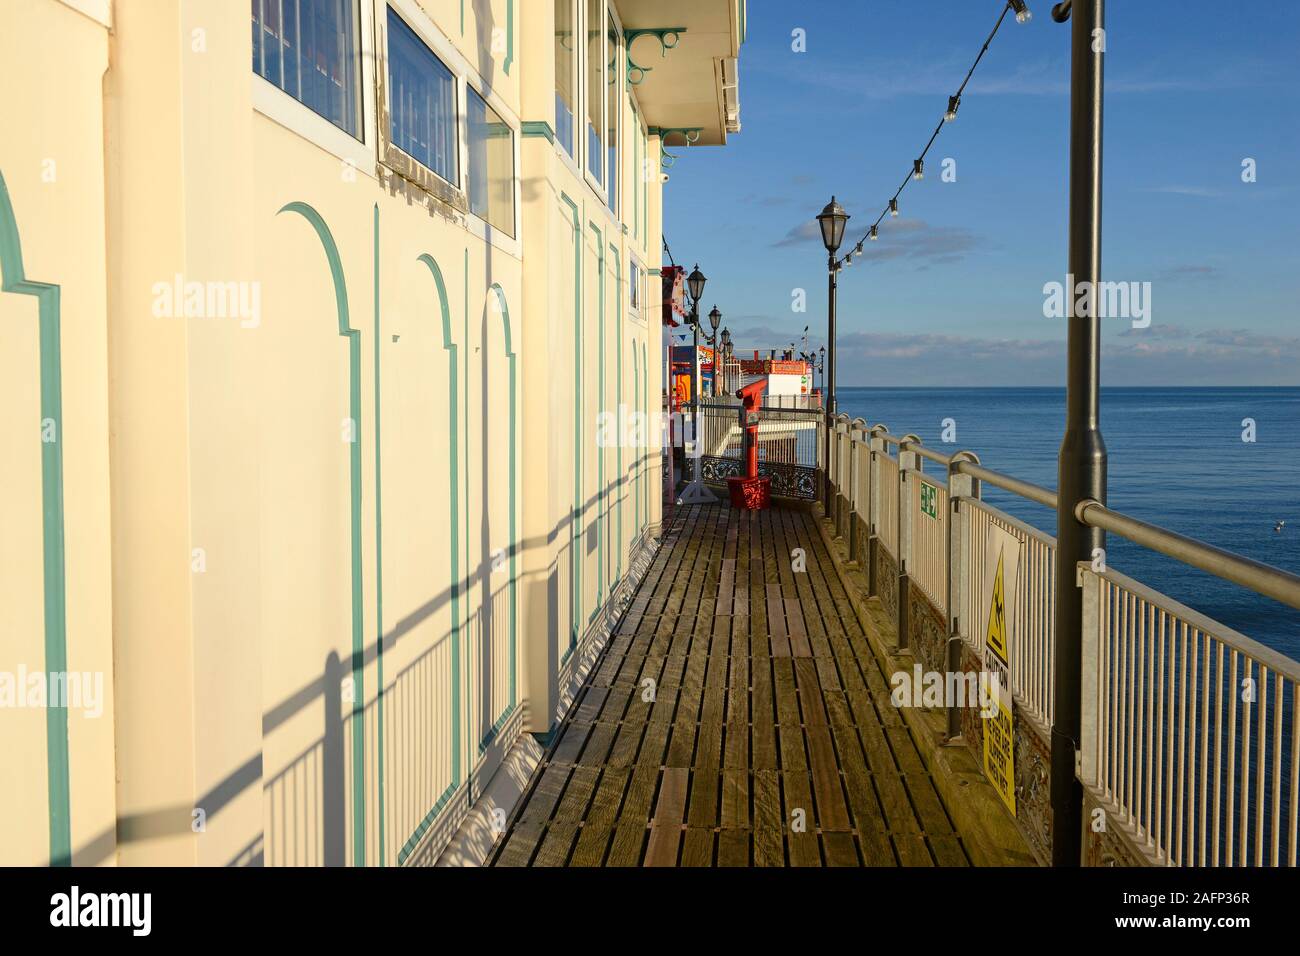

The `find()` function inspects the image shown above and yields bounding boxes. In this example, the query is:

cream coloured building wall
[0,0,117,868]
[0,0,715,867]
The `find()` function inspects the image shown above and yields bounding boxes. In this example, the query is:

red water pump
[726,380,771,510]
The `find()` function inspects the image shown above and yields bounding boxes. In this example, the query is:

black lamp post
[685,264,707,409]
[686,264,707,447]
[1051,0,1107,869]
[816,197,848,511]
[719,327,730,395]
[707,306,722,395]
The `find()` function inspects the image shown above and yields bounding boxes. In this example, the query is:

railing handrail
[912,444,954,468]
[967,496,1057,548]
[825,415,1300,613]
[954,460,1058,509]
[1077,498,1300,612]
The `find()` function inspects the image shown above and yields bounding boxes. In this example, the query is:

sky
[661,0,1300,386]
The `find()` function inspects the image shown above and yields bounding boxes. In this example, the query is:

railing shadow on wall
[67,453,659,866]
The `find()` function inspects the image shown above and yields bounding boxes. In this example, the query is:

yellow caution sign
[986,553,1008,664]
[981,529,1020,817]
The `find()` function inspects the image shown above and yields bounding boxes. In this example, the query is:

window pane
[606,12,619,216]
[252,0,361,139]
[554,0,575,157]
[468,89,516,237]
[387,6,458,185]
[585,0,603,185]
[629,260,640,311]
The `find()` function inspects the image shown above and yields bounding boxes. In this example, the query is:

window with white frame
[468,87,516,237]
[386,4,458,186]
[605,11,621,216]
[554,0,576,158]
[252,0,362,139]
[629,259,642,314]
[585,0,604,188]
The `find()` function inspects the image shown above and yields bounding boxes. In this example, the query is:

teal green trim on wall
[612,246,622,588]
[0,170,71,867]
[632,348,640,534]
[560,193,581,658]
[462,249,470,785]
[372,205,387,866]
[641,342,649,531]
[521,121,556,143]
[399,252,461,866]
[479,283,518,752]
[504,0,515,75]
[397,778,456,865]
[588,222,604,610]
[641,130,648,249]
[632,111,640,242]
[278,201,366,866]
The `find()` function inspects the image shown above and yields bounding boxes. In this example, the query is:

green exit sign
[920,481,938,520]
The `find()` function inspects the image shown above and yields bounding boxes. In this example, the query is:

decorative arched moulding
[0,169,71,866]
[276,200,368,865]
[396,252,463,867]
[649,126,703,169]
[478,282,518,752]
[624,27,687,86]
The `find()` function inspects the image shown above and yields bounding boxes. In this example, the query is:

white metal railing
[693,397,820,468]
[820,415,1300,866]
[1080,565,1300,866]
[910,471,948,614]
[852,428,869,523]
[877,453,900,559]
[836,420,851,495]
[965,499,1057,729]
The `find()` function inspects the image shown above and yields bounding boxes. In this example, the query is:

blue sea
[834,387,1300,662]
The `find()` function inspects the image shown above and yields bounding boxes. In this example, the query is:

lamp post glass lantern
[817,197,848,257]
[816,198,848,510]
[686,264,707,408]
[686,264,707,303]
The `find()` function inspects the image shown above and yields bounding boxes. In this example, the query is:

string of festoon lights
[834,0,1034,272]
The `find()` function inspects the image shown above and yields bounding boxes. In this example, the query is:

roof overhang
[618,0,745,147]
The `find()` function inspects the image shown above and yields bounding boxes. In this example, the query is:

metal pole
[1052,0,1106,868]
[691,301,700,473]
[711,336,719,397]
[824,258,838,511]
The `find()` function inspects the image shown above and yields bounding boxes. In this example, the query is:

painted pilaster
[105,0,263,866]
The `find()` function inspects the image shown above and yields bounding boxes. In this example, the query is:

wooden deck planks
[489,503,968,867]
